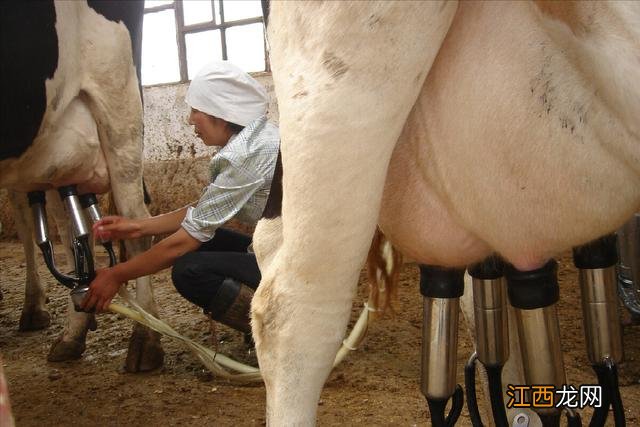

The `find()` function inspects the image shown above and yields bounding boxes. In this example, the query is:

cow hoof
[19,308,51,331]
[47,337,86,362]
[124,328,164,372]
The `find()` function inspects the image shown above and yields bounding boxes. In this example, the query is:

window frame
[143,0,269,85]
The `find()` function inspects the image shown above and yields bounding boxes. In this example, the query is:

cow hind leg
[252,218,363,425]
[47,191,97,361]
[254,3,459,424]
[112,185,164,372]
[47,298,97,362]
[124,271,164,372]
[125,322,164,372]
[8,191,51,331]
[86,56,164,370]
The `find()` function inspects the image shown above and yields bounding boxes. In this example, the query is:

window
[142,0,267,86]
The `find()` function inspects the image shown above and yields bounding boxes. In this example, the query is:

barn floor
[1,240,639,426]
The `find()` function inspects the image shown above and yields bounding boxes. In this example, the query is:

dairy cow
[0,0,163,371]
[252,1,640,424]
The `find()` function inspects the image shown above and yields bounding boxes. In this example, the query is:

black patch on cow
[261,149,282,219]
[87,0,144,92]
[0,1,58,160]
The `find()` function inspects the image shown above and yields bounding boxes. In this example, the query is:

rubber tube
[486,365,509,427]
[464,352,483,427]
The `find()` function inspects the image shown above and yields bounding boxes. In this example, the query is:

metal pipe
[28,189,100,302]
[58,185,90,238]
[573,235,625,427]
[507,260,565,419]
[616,214,640,316]
[468,256,509,427]
[421,296,459,399]
[617,213,640,289]
[419,265,465,426]
[79,193,117,267]
[512,306,565,388]
[28,191,49,246]
[472,275,509,367]
[70,284,91,312]
[79,193,101,223]
[578,267,623,365]
[27,191,76,289]
[56,188,95,283]
[84,202,102,225]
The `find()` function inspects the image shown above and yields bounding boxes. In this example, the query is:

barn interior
[1,1,640,426]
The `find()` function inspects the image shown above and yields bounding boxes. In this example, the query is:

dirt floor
[1,240,639,426]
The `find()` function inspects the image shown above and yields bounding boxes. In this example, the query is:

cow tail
[366,228,402,315]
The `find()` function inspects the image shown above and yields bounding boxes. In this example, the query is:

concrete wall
[0,73,277,240]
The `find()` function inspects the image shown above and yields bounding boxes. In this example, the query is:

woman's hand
[93,216,143,241]
[81,268,122,313]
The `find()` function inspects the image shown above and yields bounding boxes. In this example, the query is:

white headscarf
[186,60,268,127]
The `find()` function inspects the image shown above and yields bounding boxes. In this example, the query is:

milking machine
[27,185,116,311]
[440,239,626,427]
[465,256,509,427]
[573,235,625,427]
[419,265,465,427]
[26,186,265,380]
[616,214,640,317]
[506,260,581,427]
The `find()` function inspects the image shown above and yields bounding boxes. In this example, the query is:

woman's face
[188,108,233,147]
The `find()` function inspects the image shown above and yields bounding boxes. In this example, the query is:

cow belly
[0,97,109,193]
[381,1,640,270]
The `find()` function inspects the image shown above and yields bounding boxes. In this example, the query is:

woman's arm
[94,206,191,240]
[137,206,191,235]
[81,227,201,312]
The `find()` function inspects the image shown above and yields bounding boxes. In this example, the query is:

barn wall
[0,73,277,240]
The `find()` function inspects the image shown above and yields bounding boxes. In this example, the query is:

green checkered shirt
[181,115,279,242]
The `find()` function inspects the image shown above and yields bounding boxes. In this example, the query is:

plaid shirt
[181,115,280,242]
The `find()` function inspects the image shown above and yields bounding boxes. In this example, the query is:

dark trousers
[171,228,260,311]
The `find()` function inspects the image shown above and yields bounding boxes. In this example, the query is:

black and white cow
[0,0,163,371]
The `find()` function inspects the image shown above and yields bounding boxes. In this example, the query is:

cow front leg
[9,191,50,331]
